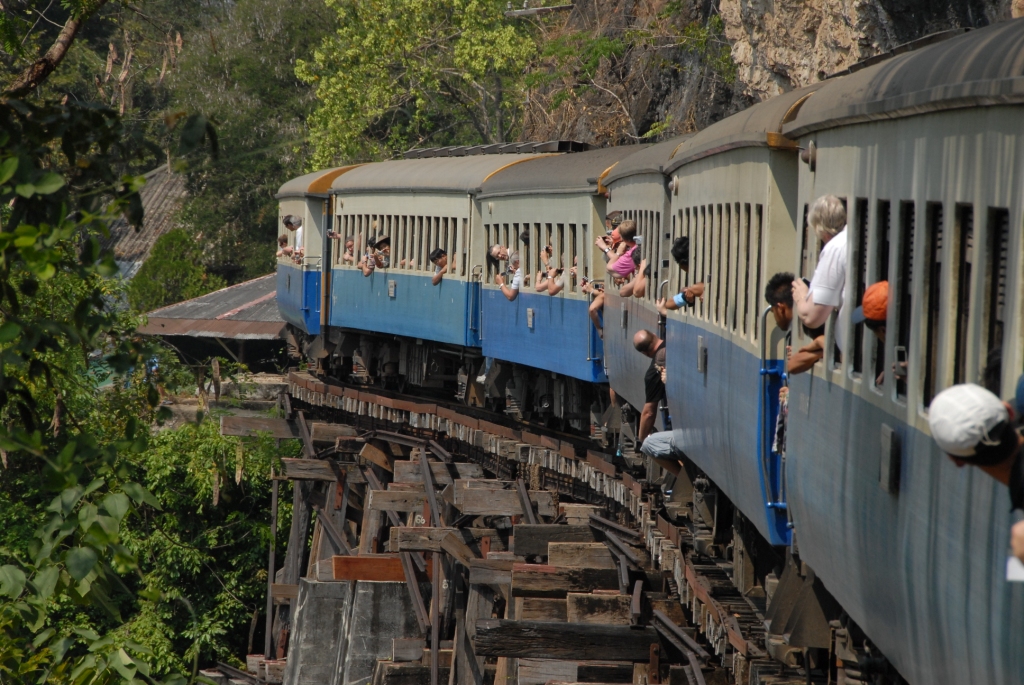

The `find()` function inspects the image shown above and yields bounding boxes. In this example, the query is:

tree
[296,0,536,166]
[128,229,225,313]
[167,0,334,283]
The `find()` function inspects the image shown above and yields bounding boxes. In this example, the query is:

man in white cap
[929,383,1024,564]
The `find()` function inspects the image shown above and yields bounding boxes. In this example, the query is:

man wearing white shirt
[792,195,848,351]
[282,215,304,260]
[494,251,522,301]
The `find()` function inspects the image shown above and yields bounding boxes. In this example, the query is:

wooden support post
[401,551,431,636]
[313,504,351,555]
[421,449,442,527]
[264,476,278,659]
[515,478,538,525]
[431,553,441,685]
[364,468,403,527]
[296,410,316,459]
[630,579,644,626]
[618,556,630,595]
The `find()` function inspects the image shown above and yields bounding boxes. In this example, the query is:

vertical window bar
[873,202,891,383]
[923,202,943,406]
[743,203,752,336]
[853,198,869,376]
[984,208,1009,394]
[715,204,724,324]
[953,205,974,385]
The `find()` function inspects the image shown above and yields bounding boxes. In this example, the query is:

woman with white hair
[792,194,848,351]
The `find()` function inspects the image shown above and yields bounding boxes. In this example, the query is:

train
[275,20,1024,685]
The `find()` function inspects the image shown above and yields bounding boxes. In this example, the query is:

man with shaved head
[633,329,666,445]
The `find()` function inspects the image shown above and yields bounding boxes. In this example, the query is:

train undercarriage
[286,321,909,684]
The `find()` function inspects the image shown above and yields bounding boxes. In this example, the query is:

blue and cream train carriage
[277,19,1024,685]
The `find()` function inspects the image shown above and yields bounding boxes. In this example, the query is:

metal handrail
[470,265,482,334]
[758,306,783,509]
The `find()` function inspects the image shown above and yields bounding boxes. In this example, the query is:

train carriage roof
[784,19,1024,138]
[665,83,825,174]
[276,166,362,199]
[330,155,552,195]
[477,146,642,198]
[603,135,694,185]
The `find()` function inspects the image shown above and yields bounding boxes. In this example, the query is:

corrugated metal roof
[604,136,693,184]
[784,19,1024,138]
[138,273,285,340]
[665,83,824,173]
[103,166,186,273]
[331,155,554,195]
[477,146,641,198]
[276,166,363,199]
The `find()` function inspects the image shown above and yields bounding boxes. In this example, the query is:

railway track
[284,370,824,685]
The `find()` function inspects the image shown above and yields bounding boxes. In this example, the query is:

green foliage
[167,0,333,283]
[128,229,225,313]
[119,419,296,672]
[297,0,537,166]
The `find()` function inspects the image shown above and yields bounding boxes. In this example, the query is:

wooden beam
[277,458,367,483]
[468,559,515,588]
[511,564,619,598]
[511,525,596,557]
[630,580,644,626]
[515,478,538,525]
[296,410,316,460]
[332,554,406,581]
[517,598,567,622]
[402,552,431,637]
[547,543,616,569]
[566,592,631,625]
[455,483,555,518]
[395,460,484,485]
[368,489,428,513]
[392,638,454,662]
[310,422,358,444]
[473,620,660,661]
[361,440,397,472]
[420,450,441,527]
[389,527,503,556]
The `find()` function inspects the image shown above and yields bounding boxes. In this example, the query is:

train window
[742,204,751,335]
[922,202,943,406]
[872,202,891,386]
[723,203,733,329]
[852,198,869,377]
[753,205,764,341]
[714,204,724,325]
[895,202,915,400]
[700,205,708,320]
[800,203,810,278]
[484,224,493,282]
[556,223,565,274]
[983,208,1009,394]
[569,224,577,292]
[952,205,973,386]
[733,203,742,331]
[679,209,687,293]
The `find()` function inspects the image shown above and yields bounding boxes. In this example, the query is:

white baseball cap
[928,383,1008,458]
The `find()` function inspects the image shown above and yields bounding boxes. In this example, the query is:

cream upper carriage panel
[783,18,1024,432]
[276,167,360,262]
[664,83,823,357]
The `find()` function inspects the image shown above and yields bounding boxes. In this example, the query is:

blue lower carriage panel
[277,262,321,336]
[757,358,791,546]
[481,288,605,383]
[663,317,787,545]
[330,269,481,348]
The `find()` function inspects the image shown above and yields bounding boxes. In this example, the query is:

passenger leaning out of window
[633,329,666,446]
[281,215,303,259]
[494,250,522,301]
[619,249,650,298]
[657,237,705,315]
[763,271,824,376]
[792,194,848,350]
[359,234,390,277]
[929,384,1024,565]
[849,280,902,385]
[430,247,455,285]
[276,234,288,258]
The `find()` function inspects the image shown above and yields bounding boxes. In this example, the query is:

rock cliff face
[525,0,1016,146]
[721,0,1013,98]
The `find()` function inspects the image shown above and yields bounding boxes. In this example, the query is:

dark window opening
[873,201,891,387]
[984,208,1009,395]
[923,202,944,406]
[952,205,973,386]
[896,202,915,400]
[852,198,869,376]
